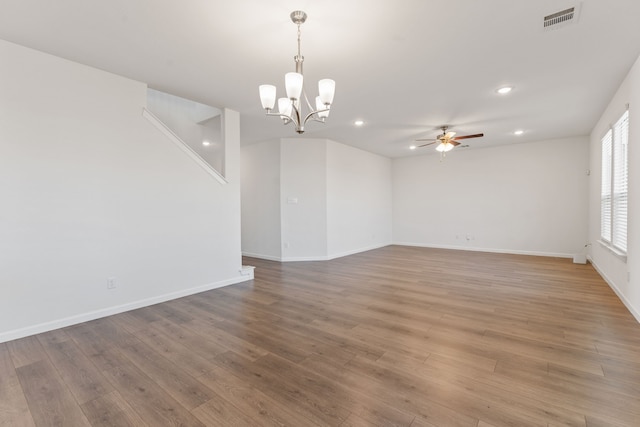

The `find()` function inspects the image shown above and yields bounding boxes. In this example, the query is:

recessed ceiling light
[354,120,364,126]
[497,86,513,95]
[202,141,211,146]
[409,145,417,150]
[514,130,524,135]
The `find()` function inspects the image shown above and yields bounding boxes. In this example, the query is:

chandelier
[258,11,335,134]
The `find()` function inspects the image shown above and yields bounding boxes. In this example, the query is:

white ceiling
[1,0,639,158]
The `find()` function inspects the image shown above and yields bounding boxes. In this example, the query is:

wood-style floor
[2,246,640,426]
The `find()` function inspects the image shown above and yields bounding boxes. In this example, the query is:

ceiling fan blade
[418,141,437,147]
[450,140,461,146]
[452,133,484,141]
[445,131,456,139]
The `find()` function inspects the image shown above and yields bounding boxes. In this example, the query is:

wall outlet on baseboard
[107,277,117,289]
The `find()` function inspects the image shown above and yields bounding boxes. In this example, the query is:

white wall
[241,140,282,260]
[393,137,590,257]
[241,138,393,261]
[280,138,329,260]
[326,141,393,257]
[589,55,640,321]
[0,40,246,343]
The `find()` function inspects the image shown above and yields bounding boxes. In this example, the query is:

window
[600,109,629,253]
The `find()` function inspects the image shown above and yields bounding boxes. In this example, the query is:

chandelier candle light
[259,11,336,134]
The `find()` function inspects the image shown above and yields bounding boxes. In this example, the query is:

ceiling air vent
[543,4,581,31]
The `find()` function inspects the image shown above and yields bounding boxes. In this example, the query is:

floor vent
[543,4,581,31]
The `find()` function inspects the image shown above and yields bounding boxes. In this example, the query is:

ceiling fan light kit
[259,11,336,134]
[415,126,484,158]
[435,141,454,152]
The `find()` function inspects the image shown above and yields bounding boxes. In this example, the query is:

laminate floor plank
[255,353,416,427]
[145,302,195,324]
[131,325,216,378]
[339,413,383,427]
[100,352,206,427]
[192,292,284,324]
[300,353,478,427]
[213,350,350,426]
[348,354,554,427]
[191,395,263,427]
[116,335,215,410]
[215,285,282,305]
[3,246,640,426]
[80,391,148,427]
[317,319,427,362]
[108,311,156,333]
[147,318,228,362]
[269,315,384,362]
[185,317,270,362]
[166,298,227,323]
[480,329,605,376]
[210,318,314,363]
[7,336,49,369]
[38,338,113,405]
[16,359,91,426]
[0,343,35,427]
[197,365,325,427]
[375,351,588,426]
[472,355,639,425]
[35,329,71,347]
[64,322,133,373]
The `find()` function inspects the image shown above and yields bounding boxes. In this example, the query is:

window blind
[612,111,628,252]
[600,129,612,243]
[600,110,628,253]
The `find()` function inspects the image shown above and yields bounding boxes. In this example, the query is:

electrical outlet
[107,277,117,289]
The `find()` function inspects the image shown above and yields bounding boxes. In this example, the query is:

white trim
[0,274,252,344]
[393,242,573,259]
[243,243,392,263]
[588,256,640,324]
[142,108,228,185]
[242,252,283,262]
[240,265,255,278]
[245,243,571,262]
[326,243,391,260]
[282,256,331,262]
[597,239,628,262]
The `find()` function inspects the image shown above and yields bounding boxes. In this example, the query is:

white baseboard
[326,243,391,260]
[0,274,252,344]
[588,256,640,324]
[244,243,391,263]
[393,242,573,259]
[280,256,327,262]
[246,243,571,262]
[242,252,282,262]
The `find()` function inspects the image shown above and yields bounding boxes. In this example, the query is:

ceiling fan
[416,126,484,153]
